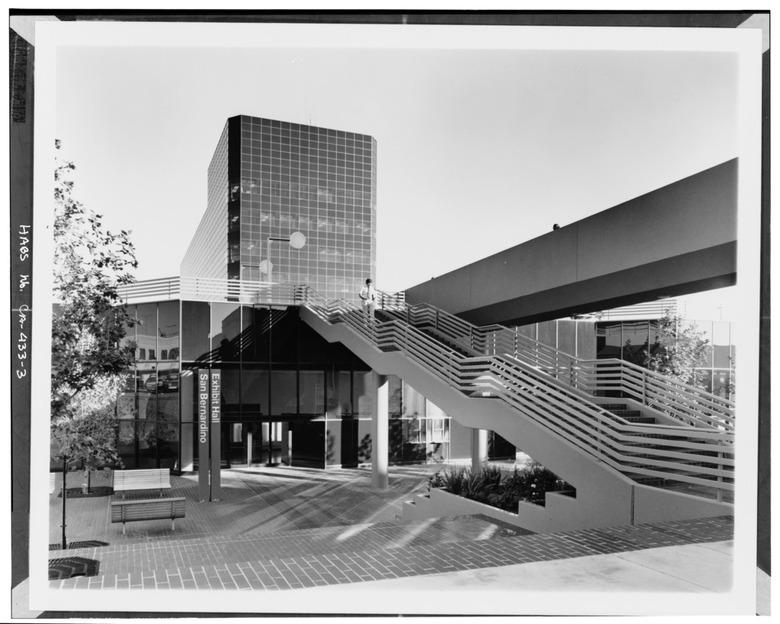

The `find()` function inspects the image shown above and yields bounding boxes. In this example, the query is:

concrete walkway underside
[48,465,734,594]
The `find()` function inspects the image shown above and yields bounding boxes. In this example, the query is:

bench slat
[113,469,172,496]
[111,497,186,534]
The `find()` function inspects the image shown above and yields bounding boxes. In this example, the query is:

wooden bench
[112,468,171,498]
[110,497,186,535]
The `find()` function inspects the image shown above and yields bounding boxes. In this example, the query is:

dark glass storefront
[112,297,476,473]
[178,300,372,471]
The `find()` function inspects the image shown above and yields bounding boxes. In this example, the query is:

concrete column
[371,372,389,489]
[471,428,489,473]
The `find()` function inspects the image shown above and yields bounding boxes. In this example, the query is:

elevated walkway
[405,159,737,325]
[300,294,733,532]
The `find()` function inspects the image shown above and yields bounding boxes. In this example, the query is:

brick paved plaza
[48,465,734,592]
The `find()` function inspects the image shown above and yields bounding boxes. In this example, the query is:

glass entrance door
[223,421,264,466]
[261,421,289,465]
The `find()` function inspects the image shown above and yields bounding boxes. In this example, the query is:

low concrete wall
[401,489,536,531]
[405,485,733,534]
[633,484,733,524]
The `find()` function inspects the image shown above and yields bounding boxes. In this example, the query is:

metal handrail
[303,292,733,497]
[388,302,734,432]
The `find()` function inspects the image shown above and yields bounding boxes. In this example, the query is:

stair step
[622,416,656,424]
[598,403,629,410]
[612,410,642,417]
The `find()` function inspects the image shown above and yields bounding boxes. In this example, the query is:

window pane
[158,301,179,361]
[712,371,731,399]
[241,367,268,416]
[211,303,241,360]
[221,366,241,417]
[402,383,425,417]
[713,321,732,368]
[137,364,157,421]
[120,305,136,350]
[388,376,402,416]
[622,322,649,366]
[299,370,324,416]
[181,301,210,361]
[136,303,157,360]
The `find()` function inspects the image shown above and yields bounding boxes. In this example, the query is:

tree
[645,311,710,389]
[50,375,125,492]
[51,141,137,548]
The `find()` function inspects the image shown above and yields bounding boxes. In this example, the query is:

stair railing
[389,302,734,432]
[303,292,734,498]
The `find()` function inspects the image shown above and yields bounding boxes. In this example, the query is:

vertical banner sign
[209,370,222,501]
[197,369,210,502]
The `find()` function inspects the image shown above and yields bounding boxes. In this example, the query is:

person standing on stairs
[359,278,377,324]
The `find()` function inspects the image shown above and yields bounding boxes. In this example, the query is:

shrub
[462,471,486,501]
[428,463,571,511]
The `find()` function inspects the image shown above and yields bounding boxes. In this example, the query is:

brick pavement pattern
[50,515,733,591]
[50,465,439,547]
[49,465,733,592]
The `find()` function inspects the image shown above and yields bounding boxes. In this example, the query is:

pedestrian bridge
[405,159,737,326]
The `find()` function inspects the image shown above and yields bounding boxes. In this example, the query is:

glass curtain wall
[236,116,376,303]
[596,320,735,398]
[116,301,180,470]
[180,300,371,470]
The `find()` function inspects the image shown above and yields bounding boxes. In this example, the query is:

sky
[55,41,739,319]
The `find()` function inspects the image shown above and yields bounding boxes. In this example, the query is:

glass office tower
[103,116,471,473]
[182,115,377,303]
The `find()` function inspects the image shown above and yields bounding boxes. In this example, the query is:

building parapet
[118,276,405,309]
[578,298,678,321]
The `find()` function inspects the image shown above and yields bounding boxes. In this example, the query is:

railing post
[514,328,518,359]
[642,369,648,406]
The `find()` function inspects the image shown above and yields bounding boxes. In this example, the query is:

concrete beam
[405,159,737,326]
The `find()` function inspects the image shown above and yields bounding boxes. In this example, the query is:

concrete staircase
[300,303,733,532]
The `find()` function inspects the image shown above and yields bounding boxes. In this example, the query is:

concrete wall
[406,159,737,326]
[403,485,731,534]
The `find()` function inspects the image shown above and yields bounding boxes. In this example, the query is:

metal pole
[61,458,67,550]
[267,305,273,466]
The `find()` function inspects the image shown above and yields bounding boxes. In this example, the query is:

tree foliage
[644,311,710,389]
[51,142,137,475]
[50,375,125,470]
[51,140,138,423]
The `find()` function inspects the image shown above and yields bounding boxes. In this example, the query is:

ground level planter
[402,488,536,531]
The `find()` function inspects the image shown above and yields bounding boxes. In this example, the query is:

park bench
[110,497,186,535]
[112,468,171,498]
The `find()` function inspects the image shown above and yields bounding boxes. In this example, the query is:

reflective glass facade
[105,296,468,472]
[181,116,377,303]
[115,301,181,470]
[181,123,230,279]
[596,319,735,399]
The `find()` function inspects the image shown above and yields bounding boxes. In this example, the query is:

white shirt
[359,284,376,307]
